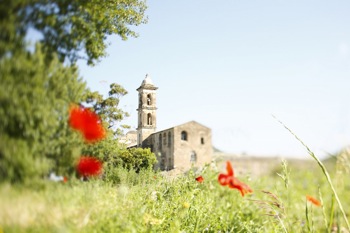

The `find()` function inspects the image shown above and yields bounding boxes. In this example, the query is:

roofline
[136,85,158,91]
[146,120,211,137]
[175,120,211,130]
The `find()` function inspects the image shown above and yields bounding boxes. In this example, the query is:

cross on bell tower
[136,74,158,146]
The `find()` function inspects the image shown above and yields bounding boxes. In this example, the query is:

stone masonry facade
[123,74,213,172]
[142,121,212,171]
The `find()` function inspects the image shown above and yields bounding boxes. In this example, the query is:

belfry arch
[136,74,158,146]
[147,113,152,125]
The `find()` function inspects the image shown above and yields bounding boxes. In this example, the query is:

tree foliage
[102,147,157,181]
[118,147,157,172]
[0,45,87,183]
[84,83,130,136]
[0,0,150,183]
[0,0,148,65]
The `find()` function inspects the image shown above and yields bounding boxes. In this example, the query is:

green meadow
[1,2,349,233]
[1,152,349,233]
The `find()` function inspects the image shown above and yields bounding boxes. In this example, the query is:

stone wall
[143,121,213,171]
[173,121,212,171]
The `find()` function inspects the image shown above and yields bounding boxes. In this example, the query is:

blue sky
[78,0,350,159]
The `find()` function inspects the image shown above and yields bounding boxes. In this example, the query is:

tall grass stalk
[277,212,288,233]
[306,200,313,233]
[328,195,336,232]
[273,116,350,231]
[276,159,290,232]
[318,187,329,232]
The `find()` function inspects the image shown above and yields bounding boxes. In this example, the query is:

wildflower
[143,213,163,225]
[76,156,103,178]
[69,105,106,142]
[218,161,253,197]
[195,175,204,183]
[151,191,159,201]
[306,195,321,207]
[183,202,190,208]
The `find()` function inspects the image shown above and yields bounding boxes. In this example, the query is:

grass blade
[273,116,350,231]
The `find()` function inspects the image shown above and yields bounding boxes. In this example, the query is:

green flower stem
[274,116,350,231]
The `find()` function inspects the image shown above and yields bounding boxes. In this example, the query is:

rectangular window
[181,131,188,141]
[201,137,204,144]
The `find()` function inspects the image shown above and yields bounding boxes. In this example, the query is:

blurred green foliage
[0,46,155,182]
[82,135,157,183]
[2,160,348,232]
[117,147,157,172]
[0,0,148,65]
[0,0,151,183]
[0,45,87,183]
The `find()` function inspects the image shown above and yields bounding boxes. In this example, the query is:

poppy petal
[69,105,84,130]
[226,161,234,176]
[195,176,204,183]
[306,195,321,207]
[76,156,103,177]
[218,174,230,186]
[69,105,106,142]
[227,177,253,196]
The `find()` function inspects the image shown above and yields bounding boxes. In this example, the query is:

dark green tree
[0,0,148,65]
[84,83,130,136]
[0,0,149,183]
[0,45,87,183]
[101,146,157,184]
[118,147,157,172]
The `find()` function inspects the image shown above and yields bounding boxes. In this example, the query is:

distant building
[123,74,212,171]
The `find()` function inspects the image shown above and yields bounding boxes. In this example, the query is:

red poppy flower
[306,195,321,207]
[218,161,253,197]
[69,105,106,142]
[195,176,204,183]
[76,156,103,177]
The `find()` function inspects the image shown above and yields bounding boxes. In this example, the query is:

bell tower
[136,74,158,146]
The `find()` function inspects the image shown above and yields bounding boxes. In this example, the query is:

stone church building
[123,75,212,171]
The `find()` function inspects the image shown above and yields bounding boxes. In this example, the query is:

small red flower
[195,176,204,183]
[218,161,253,197]
[76,156,103,177]
[69,105,106,143]
[306,195,321,207]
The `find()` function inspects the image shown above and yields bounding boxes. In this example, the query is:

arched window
[163,133,167,145]
[190,151,197,162]
[158,134,162,149]
[201,137,205,145]
[181,131,188,141]
[147,94,152,105]
[147,113,152,125]
[168,132,171,147]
